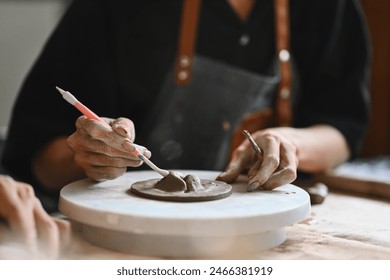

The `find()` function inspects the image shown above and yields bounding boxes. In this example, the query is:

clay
[153,171,187,192]
[130,171,232,202]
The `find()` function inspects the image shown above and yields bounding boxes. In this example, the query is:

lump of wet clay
[153,171,187,192]
[130,171,232,202]
[154,172,207,193]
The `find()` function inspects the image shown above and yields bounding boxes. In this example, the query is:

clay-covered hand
[217,129,298,190]
[0,175,71,259]
[67,116,151,181]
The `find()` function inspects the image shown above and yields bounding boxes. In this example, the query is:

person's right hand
[0,175,71,259]
[67,116,151,181]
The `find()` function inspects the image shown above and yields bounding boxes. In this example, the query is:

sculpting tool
[242,130,262,192]
[56,86,170,177]
[242,130,261,154]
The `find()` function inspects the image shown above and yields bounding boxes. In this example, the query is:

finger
[0,220,12,244]
[261,166,297,190]
[216,143,253,183]
[76,139,150,162]
[74,116,148,158]
[0,175,18,215]
[53,218,72,253]
[261,143,298,190]
[77,116,131,152]
[69,118,121,154]
[248,134,280,191]
[33,199,60,259]
[0,177,38,250]
[133,144,152,158]
[68,132,140,160]
[110,117,136,141]
[84,165,129,181]
[75,151,142,169]
[9,184,39,251]
[75,115,111,134]
[247,159,262,179]
[8,210,37,254]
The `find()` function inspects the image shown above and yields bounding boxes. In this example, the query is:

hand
[217,129,298,190]
[67,116,151,181]
[0,175,71,259]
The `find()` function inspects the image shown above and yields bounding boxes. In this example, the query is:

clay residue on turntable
[154,171,206,193]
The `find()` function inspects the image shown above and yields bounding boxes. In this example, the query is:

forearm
[32,137,85,191]
[273,125,350,173]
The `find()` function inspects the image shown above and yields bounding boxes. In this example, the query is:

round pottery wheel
[130,178,232,202]
[59,170,311,258]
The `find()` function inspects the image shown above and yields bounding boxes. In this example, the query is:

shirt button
[239,34,250,46]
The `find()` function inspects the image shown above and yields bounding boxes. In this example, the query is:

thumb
[216,145,250,183]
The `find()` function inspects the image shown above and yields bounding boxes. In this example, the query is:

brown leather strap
[175,0,293,126]
[175,0,202,84]
[274,0,293,126]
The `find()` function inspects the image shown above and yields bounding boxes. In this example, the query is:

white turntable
[59,170,310,258]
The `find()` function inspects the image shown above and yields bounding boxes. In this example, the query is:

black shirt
[1,0,371,209]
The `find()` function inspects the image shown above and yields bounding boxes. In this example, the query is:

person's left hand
[217,128,298,190]
[0,175,71,258]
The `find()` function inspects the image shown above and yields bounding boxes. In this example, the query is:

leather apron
[141,0,293,171]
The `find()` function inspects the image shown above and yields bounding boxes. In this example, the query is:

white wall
[0,0,71,139]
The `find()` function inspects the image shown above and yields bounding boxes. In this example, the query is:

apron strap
[274,0,293,126]
[175,0,202,85]
[175,0,293,126]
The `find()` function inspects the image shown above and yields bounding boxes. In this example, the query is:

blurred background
[0,0,71,139]
[359,0,390,158]
[0,0,388,158]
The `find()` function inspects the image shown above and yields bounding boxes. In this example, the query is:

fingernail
[114,125,128,135]
[144,149,152,157]
[123,141,135,152]
[247,181,261,192]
